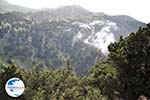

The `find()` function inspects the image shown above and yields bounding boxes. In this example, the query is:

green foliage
[0,61,108,100]
[108,24,150,99]
[0,5,148,100]
[88,59,118,98]
[0,63,25,100]
[0,12,102,75]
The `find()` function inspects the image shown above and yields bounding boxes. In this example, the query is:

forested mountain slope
[0,6,145,74]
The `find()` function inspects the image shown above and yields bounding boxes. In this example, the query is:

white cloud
[6,0,150,23]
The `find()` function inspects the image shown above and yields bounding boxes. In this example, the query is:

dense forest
[0,10,145,75]
[0,11,105,75]
[1,24,150,100]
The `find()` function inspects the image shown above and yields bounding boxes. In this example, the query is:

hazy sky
[6,0,150,23]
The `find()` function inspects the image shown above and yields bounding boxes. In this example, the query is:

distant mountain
[29,5,93,20]
[30,6,145,53]
[0,5,146,75]
[0,0,36,13]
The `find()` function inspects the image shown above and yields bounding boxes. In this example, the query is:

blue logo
[5,78,25,97]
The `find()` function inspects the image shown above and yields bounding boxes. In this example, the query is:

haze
[6,0,150,23]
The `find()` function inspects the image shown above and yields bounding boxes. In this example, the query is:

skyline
[6,0,150,23]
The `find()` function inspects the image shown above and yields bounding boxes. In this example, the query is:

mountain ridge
[0,2,146,75]
[0,0,37,13]
[0,0,146,24]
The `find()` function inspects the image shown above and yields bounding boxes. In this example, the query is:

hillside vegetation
[1,24,150,99]
[0,10,145,75]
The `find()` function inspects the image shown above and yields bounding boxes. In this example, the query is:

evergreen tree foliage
[0,63,25,100]
[108,24,150,99]
[2,22,150,100]
[0,62,108,100]
[88,59,118,99]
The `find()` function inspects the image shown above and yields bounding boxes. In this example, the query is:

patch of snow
[106,21,118,30]
[72,32,83,46]
[101,26,110,32]
[80,24,91,29]
[76,31,83,39]
[84,31,115,54]
[83,20,118,54]
[72,22,91,29]
[72,20,118,54]
[89,20,105,26]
